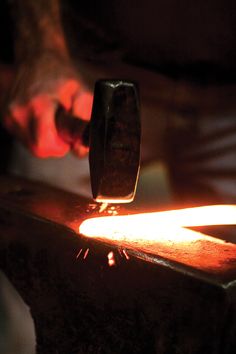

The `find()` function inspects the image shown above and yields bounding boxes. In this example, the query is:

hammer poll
[56,80,141,203]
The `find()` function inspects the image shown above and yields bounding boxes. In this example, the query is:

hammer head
[89,80,141,203]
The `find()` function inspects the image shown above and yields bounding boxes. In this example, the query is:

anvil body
[0,176,235,354]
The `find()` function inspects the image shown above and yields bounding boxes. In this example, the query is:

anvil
[0,176,235,354]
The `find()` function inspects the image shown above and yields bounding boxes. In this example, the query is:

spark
[99,203,108,213]
[83,248,90,259]
[122,249,130,260]
[107,251,116,266]
[108,209,118,215]
[109,206,118,215]
[76,248,83,259]
[118,248,123,257]
[88,203,97,210]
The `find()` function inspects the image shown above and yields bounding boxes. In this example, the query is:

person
[0,4,236,352]
[2,0,236,204]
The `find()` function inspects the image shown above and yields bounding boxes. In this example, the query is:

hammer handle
[55,105,90,147]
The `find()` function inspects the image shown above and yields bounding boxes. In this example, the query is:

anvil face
[0,176,235,354]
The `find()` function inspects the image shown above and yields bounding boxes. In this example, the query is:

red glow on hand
[5,77,93,158]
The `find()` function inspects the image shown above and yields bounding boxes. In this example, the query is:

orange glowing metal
[79,205,236,244]
[79,204,236,273]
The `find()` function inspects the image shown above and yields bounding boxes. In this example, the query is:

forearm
[8,0,68,61]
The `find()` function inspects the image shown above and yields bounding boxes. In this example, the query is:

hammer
[56,80,141,203]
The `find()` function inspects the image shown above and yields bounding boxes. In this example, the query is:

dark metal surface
[89,80,140,203]
[0,176,235,354]
[56,79,141,203]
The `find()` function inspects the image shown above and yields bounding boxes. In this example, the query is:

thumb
[72,91,93,121]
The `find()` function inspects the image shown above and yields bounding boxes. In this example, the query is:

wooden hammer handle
[55,104,90,147]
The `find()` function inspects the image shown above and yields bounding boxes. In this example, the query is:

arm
[10,0,68,61]
[5,0,92,158]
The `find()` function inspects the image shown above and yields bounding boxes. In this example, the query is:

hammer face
[89,80,141,203]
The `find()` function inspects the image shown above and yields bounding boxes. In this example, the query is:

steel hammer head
[56,80,141,203]
[89,80,140,203]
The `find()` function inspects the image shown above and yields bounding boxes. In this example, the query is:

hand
[4,51,93,158]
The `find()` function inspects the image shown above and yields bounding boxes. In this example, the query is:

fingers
[72,142,89,158]
[56,79,93,121]
[57,79,80,110]
[4,104,31,143]
[72,91,93,121]
[56,80,93,157]
[5,95,70,158]
[70,90,93,157]
[29,95,70,158]
[4,76,93,158]
[57,80,93,157]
